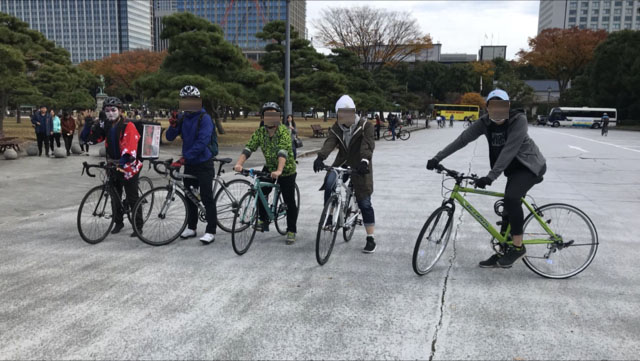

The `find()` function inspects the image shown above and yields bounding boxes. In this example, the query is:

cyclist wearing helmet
[601,112,610,136]
[89,96,144,236]
[427,89,547,268]
[313,95,377,254]
[166,85,219,244]
[233,102,298,244]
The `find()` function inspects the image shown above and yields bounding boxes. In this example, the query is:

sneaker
[479,253,501,268]
[363,236,376,253]
[286,232,296,245]
[200,233,215,244]
[254,220,270,232]
[497,245,527,268]
[111,223,124,234]
[130,230,140,237]
[67,151,71,156]
[180,228,197,239]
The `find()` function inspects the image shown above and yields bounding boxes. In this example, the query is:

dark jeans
[258,170,298,233]
[390,125,396,139]
[184,160,217,234]
[49,133,61,150]
[323,171,375,226]
[502,166,545,235]
[36,132,50,155]
[62,134,73,153]
[110,172,142,229]
[78,132,89,152]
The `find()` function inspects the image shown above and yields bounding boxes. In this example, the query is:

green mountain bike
[412,165,598,279]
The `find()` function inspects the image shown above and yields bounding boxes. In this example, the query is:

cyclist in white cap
[426,89,547,268]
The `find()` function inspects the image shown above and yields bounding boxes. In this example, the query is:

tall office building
[152,0,307,60]
[538,0,640,33]
[0,0,152,63]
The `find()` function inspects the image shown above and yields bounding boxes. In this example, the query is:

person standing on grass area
[61,112,76,156]
[50,109,62,152]
[284,114,298,160]
[31,105,52,157]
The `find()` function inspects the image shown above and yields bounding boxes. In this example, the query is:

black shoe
[479,253,502,268]
[363,236,376,253]
[111,223,124,234]
[497,245,526,268]
[67,151,71,156]
[130,230,140,237]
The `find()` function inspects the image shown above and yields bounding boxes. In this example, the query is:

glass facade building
[538,0,640,33]
[153,0,306,60]
[0,0,152,63]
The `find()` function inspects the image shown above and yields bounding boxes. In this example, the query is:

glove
[474,176,493,189]
[169,117,177,128]
[171,157,185,168]
[356,160,370,175]
[313,157,325,173]
[426,158,440,170]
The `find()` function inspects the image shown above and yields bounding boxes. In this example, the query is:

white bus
[547,107,617,128]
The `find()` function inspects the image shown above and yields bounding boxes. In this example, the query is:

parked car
[536,115,548,126]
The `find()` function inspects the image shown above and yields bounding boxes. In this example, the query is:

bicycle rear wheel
[231,191,258,255]
[316,194,340,265]
[214,178,251,233]
[399,129,410,140]
[382,130,393,140]
[342,193,359,242]
[274,183,300,235]
[133,187,188,246]
[412,205,455,275]
[522,203,598,279]
[137,176,154,223]
[77,185,115,244]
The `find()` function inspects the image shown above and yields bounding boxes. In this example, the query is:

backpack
[178,112,218,157]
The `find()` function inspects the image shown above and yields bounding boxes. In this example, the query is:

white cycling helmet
[486,88,509,103]
[180,85,201,98]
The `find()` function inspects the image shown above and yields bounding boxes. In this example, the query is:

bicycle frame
[448,183,559,245]
[238,175,281,224]
[323,168,358,230]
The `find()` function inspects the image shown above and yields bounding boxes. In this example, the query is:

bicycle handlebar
[148,158,173,176]
[321,165,353,175]
[238,168,271,178]
[432,164,480,184]
[81,161,115,178]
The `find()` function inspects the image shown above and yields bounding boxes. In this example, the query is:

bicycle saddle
[214,157,232,164]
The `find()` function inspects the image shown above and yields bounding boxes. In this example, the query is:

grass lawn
[1,116,347,147]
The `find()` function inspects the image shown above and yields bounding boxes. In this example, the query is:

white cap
[335,94,356,113]
[486,89,509,103]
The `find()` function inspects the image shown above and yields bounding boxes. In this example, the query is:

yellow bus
[432,104,480,121]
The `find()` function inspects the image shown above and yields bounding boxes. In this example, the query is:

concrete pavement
[0,123,638,359]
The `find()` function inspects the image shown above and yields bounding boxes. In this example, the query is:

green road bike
[412,165,598,279]
[231,168,300,255]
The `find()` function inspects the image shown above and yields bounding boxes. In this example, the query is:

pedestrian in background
[284,114,298,159]
[449,114,454,127]
[389,113,397,141]
[50,109,62,151]
[61,112,76,156]
[79,109,94,155]
[31,105,52,156]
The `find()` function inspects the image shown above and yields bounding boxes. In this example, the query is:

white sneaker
[200,233,215,244]
[180,228,197,239]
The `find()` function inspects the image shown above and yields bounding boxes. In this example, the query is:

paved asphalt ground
[1,122,639,359]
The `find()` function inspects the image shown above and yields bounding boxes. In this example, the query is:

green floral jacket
[242,124,296,176]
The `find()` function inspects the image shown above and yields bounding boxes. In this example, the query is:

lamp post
[547,86,552,111]
[284,0,291,119]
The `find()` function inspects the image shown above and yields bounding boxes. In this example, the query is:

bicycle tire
[342,193,358,242]
[382,130,393,141]
[232,191,258,255]
[412,205,455,275]
[399,129,410,141]
[522,203,598,279]
[137,176,154,223]
[77,185,115,244]
[316,194,340,265]
[274,183,300,235]
[133,187,188,246]
[214,178,252,233]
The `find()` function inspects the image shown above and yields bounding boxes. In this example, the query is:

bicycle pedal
[356,219,363,226]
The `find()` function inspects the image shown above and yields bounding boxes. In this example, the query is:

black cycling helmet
[180,85,201,98]
[103,96,123,109]
[260,101,281,115]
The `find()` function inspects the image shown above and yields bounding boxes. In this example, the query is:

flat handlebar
[432,164,480,184]
[321,165,352,175]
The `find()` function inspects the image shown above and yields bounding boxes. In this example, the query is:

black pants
[258,169,298,233]
[111,172,142,229]
[62,134,73,153]
[78,132,89,152]
[49,133,61,150]
[502,167,545,235]
[184,160,217,234]
[36,133,50,155]
[374,125,381,140]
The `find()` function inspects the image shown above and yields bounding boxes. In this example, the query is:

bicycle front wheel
[413,205,455,275]
[231,191,258,255]
[77,185,115,244]
[382,130,393,141]
[133,187,188,246]
[316,195,340,265]
[522,203,598,279]
[274,183,300,235]
[399,129,410,140]
[137,176,154,223]
[342,193,359,242]
[214,178,251,233]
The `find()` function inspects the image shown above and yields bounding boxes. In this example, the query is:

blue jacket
[166,109,216,165]
[32,112,52,134]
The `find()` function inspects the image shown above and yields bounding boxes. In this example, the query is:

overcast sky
[305,1,540,60]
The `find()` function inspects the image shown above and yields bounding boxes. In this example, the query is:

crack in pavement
[428,142,478,361]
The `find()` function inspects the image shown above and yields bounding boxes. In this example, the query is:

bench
[311,124,326,138]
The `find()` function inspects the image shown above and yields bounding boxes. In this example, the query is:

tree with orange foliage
[517,28,607,95]
[458,92,486,110]
[79,50,167,102]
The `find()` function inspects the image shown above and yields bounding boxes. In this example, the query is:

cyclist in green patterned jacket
[234,102,299,244]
